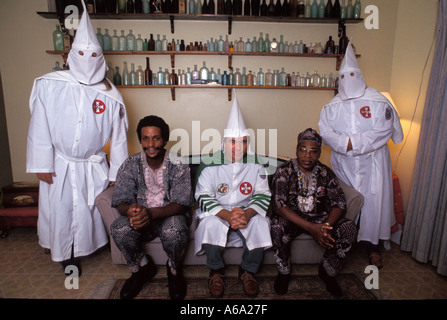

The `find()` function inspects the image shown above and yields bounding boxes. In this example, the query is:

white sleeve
[108,103,129,181]
[194,167,224,218]
[318,104,351,154]
[26,79,55,173]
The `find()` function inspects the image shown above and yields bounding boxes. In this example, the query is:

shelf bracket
[336,55,342,70]
[228,88,232,101]
[170,53,175,68]
[227,17,233,35]
[227,53,232,69]
[170,15,175,34]
[170,87,176,101]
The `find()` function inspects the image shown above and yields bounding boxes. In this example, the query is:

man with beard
[110,115,193,300]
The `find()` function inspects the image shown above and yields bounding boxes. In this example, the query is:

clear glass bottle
[318,0,325,17]
[304,0,311,17]
[122,61,129,85]
[353,0,361,18]
[106,61,114,80]
[136,65,144,85]
[209,67,216,81]
[257,67,264,86]
[155,34,162,51]
[241,67,247,86]
[129,63,137,85]
[279,67,287,86]
[265,69,273,86]
[224,35,229,51]
[192,64,199,80]
[216,68,222,84]
[200,61,209,80]
[244,38,252,52]
[157,67,164,85]
[272,69,279,86]
[234,68,242,85]
[278,35,284,53]
[196,0,202,13]
[161,35,168,51]
[298,40,304,53]
[186,67,192,84]
[111,30,119,51]
[228,67,234,85]
[119,30,127,51]
[340,0,346,18]
[257,32,264,52]
[221,71,228,85]
[264,33,270,52]
[126,30,136,51]
[164,68,170,85]
[217,35,224,51]
[53,24,64,51]
[252,36,257,52]
[270,38,278,53]
[310,70,321,87]
[136,34,143,51]
[236,37,244,52]
[304,72,311,87]
[346,0,353,18]
[103,29,112,51]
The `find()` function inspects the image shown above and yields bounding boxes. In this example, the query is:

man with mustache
[110,115,193,300]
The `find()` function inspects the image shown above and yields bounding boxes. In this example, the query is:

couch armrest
[337,179,364,221]
[95,186,121,234]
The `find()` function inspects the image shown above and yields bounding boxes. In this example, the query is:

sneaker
[318,263,342,296]
[238,266,259,298]
[208,269,225,298]
[120,255,157,299]
[167,261,187,300]
[274,272,291,295]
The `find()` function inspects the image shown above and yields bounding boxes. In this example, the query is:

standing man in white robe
[318,42,403,268]
[194,91,272,298]
[26,1,128,275]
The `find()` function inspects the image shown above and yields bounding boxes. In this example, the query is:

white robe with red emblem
[318,87,403,245]
[194,159,272,255]
[26,71,128,262]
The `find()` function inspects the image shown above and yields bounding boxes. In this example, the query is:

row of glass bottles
[109,60,336,87]
[88,0,361,19]
[93,28,332,55]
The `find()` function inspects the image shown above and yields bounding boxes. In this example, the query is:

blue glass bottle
[103,29,112,51]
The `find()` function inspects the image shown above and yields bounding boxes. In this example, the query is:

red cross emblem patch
[92,99,106,114]
[360,106,371,118]
[239,182,253,195]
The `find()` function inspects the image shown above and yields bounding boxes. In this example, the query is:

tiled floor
[1,227,446,300]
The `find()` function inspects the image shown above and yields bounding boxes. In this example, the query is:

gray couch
[95,155,363,265]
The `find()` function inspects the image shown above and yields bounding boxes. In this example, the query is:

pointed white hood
[338,41,366,100]
[222,89,253,154]
[67,0,107,85]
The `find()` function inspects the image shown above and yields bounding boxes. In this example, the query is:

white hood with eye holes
[337,41,366,100]
[66,1,107,85]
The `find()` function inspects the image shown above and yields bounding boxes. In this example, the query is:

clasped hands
[310,223,335,249]
[127,203,150,230]
[223,207,253,230]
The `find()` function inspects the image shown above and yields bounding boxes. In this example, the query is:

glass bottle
[143,38,148,51]
[228,67,234,85]
[114,66,122,85]
[118,0,127,13]
[136,65,145,85]
[126,30,135,51]
[234,68,241,85]
[304,72,311,86]
[318,0,325,18]
[311,0,318,17]
[162,68,168,85]
[264,33,270,52]
[339,24,348,54]
[155,67,162,85]
[53,24,64,51]
[260,0,268,16]
[103,29,112,51]
[340,0,346,18]
[106,61,114,80]
[310,70,321,87]
[161,35,168,51]
[53,61,62,72]
[217,35,224,51]
[293,40,299,53]
[252,0,260,15]
[203,0,209,13]
[257,67,264,86]
[257,32,264,52]
[270,37,278,52]
[325,0,332,17]
[136,34,143,51]
[224,35,230,51]
[108,0,118,13]
[209,67,216,81]
[96,28,104,50]
[186,67,192,84]
[170,69,178,85]
[209,0,215,13]
[119,30,127,51]
[262,69,271,86]
[275,0,283,16]
[279,67,286,86]
[127,0,135,13]
[252,36,257,52]
[290,0,298,16]
[267,0,275,16]
[112,30,119,51]
[272,69,279,86]
[298,40,304,53]
[237,37,244,52]
[189,0,196,13]
[244,0,250,15]
[244,38,252,52]
[122,61,129,85]
[200,61,209,80]
[216,68,222,83]
[278,35,284,53]
[247,70,254,86]
[155,34,162,51]
[241,67,247,85]
[129,63,137,85]
[304,0,311,17]
[142,0,150,13]
[297,0,304,17]
[353,0,361,18]
[233,0,242,15]
[332,0,341,18]
[192,64,199,80]
[87,0,95,13]
[145,57,152,85]
[224,0,232,14]
[346,0,353,18]
[196,0,203,13]
[221,71,228,85]
[217,0,225,14]
[148,34,155,51]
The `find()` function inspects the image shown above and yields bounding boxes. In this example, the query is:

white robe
[318,87,403,245]
[26,71,129,261]
[194,161,272,255]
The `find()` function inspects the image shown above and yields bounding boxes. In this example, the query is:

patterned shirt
[112,151,194,210]
[271,159,346,224]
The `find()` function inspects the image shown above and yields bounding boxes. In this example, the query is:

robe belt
[55,149,108,205]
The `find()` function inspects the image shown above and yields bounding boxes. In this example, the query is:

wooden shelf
[116,84,338,101]
[47,50,360,70]
[37,12,363,34]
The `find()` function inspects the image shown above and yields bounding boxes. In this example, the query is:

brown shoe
[208,269,225,298]
[238,266,259,298]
